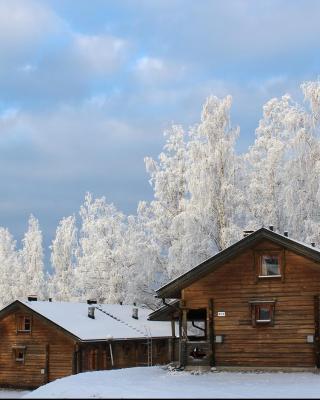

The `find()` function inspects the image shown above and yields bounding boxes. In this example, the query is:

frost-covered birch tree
[20,214,46,299]
[170,95,244,275]
[246,83,320,243]
[0,228,22,306]
[245,95,294,231]
[49,215,78,301]
[1,78,319,307]
[74,193,127,303]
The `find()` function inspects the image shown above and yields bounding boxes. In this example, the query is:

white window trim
[256,319,271,323]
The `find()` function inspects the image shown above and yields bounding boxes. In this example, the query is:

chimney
[28,295,37,302]
[311,242,316,247]
[284,231,288,237]
[87,299,97,305]
[88,306,95,319]
[132,307,138,320]
[243,230,254,238]
[269,225,274,231]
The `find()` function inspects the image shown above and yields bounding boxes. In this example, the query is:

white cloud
[0,0,64,56]
[134,56,186,85]
[73,33,129,75]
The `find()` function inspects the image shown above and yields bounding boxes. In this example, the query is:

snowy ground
[0,389,29,398]
[23,366,320,399]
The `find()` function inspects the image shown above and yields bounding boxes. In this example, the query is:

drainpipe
[109,342,114,368]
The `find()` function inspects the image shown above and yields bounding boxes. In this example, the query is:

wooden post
[171,317,176,362]
[171,318,176,338]
[314,295,320,368]
[78,346,82,373]
[208,298,215,366]
[281,249,286,283]
[44,344,49,384]
[182,309,188,340]
[72,350,77,375]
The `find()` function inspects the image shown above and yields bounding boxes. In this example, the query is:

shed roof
[148,300,180,321]
[0,300,173,341]
[156,227,320,299]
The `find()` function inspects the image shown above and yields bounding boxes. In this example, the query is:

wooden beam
[208,298,215,366]
[314,295,320,368]
[44,344,49,384]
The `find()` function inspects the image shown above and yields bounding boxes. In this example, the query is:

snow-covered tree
[0,228,22,306]
[1,78,319,308]
[123,207,165,309]
[168,95,244,277]
[301,79,320,127]
[74,193,127,303]
[246,85,320,243]
[20,214,46,299]
[49,215,78,301]
[134,125,189,294]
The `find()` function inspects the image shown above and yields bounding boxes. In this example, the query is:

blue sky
[1,0,320,255]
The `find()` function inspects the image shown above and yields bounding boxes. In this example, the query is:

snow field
[24,366,320,399]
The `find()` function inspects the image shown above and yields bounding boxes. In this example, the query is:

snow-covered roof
[20,300,174,341]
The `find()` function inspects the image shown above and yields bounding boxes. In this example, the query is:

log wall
[0,306,75,388]
[183,239,320,367]
[0,303,172,389]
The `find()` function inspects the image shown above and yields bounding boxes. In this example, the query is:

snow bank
[24,366,320,399]
[0,389,29,399]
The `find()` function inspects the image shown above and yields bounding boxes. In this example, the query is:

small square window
[12,347,26,363]
[16,351,24,362]
[16,315,32,333]
[256,306,271,322]
[250,302,275,326]
[261,255,280,276]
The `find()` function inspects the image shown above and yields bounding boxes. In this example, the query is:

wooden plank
[208,298,215,366]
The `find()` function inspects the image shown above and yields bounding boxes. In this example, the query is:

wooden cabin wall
[0,304,173,389]
[183,239,320,368]
[79,338,171,372]
[0,306,75,389]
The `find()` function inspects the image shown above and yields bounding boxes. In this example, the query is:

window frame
[254,249,285,281]
[16,314,32,334]
[249,300,276,327]
[12,346,26,364]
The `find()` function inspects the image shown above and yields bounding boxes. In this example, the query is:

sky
[1,0,320,257]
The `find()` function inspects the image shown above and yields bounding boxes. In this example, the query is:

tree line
[1,79,320,308]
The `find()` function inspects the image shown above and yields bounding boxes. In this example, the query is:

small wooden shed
[0,299,174,389]
[150,227,320,370]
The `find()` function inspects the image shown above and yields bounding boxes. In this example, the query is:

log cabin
[149,227,320,370]
[0,299,174,389]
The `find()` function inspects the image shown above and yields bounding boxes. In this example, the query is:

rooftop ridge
[95,306,147,336]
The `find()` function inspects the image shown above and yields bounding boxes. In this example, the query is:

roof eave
[156,228,320,299]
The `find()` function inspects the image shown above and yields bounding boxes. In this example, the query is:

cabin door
[183,307,214,367]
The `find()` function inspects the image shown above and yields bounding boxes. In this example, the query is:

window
[255,250,283,278]
[250,301,275,326]
[256,305,272,322]
[186,308,207,341]
[12,346,26,363]
[16,315,32,333]
[260,254,280,276]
